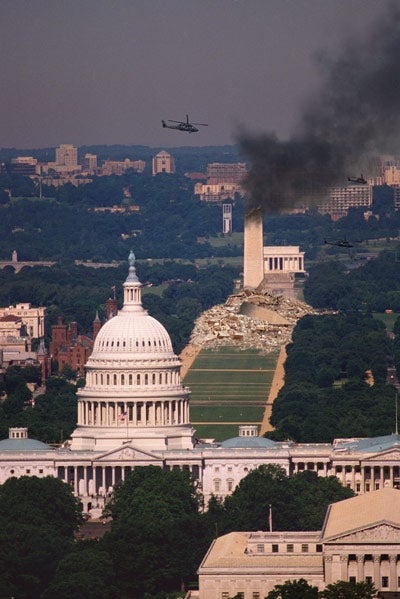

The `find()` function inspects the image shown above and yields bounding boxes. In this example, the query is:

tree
[0,476,82,598]
[266,578,319,599]
[319,580,377,598]
[104,466,212,598]
[212,466,353,534]
[43,541,118,599]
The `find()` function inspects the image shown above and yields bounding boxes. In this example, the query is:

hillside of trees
[269,312,396,443]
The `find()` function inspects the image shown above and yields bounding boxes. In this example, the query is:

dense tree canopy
[0,476,81,598]
[269,313,395,442]
[104,466,212,598]
[208,465,353,534]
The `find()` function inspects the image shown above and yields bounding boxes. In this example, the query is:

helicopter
[162,114,208,133]
[347,174,367,184]
[324,237,354,248]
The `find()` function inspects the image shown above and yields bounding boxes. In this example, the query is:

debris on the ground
[189,289,320,353]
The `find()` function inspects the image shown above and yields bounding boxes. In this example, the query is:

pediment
[364,449,400,461]
[94,444,162,463]
[325,522,400,544]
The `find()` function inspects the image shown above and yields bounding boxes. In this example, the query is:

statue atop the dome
[128,250,136,267]
[126,250,139,283]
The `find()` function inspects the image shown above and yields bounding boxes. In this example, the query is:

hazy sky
[0,0,393,149]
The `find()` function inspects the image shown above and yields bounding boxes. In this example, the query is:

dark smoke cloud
[239,3,400,213]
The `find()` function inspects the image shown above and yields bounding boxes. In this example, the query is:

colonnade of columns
[264,254,304,273]
[77,398,189,427]
[86,368,181,388]
[325,553,400,591]
[291,461,400,494]
[57,462,201,507]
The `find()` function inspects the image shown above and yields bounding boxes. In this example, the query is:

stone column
[373,555,380,586]
[324,555,333,584]
[356,555,364,582]
[74,466,78,495]
[389,555,397,591]
[340,555,348,581]
[83,466,88,496]
[380,467,384,489]
[390,466,394,488]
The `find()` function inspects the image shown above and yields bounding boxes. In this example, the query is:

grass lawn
[184,346,280,441]
[194,424,240,442]
[190,405,264,422]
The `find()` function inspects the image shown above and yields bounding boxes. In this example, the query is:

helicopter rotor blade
[167,119,184,124]
[192,122,208,126]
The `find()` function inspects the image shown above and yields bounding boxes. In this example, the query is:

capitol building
[1,252,400,516]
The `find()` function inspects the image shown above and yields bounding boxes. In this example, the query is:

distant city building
[50,314,101,377]
[194,182,243,203]
[81,153,98,173]
[0,303,46,339]
[101,159,145,176]
[318,184,372,220]
[384,166,400,186]
[55,144,78,168]
[206,162,247,184]
[152,151,175,175]
[222,203,232,234]
[10,156,38,176]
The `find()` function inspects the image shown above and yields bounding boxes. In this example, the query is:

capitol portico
[2,253,400,522]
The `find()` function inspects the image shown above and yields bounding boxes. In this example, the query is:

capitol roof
[0,437,53,452]
[90,250,174,359]
[220,436,278,449]
[334,433,400,454]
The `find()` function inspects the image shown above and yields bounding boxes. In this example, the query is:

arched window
[137,374,141,385]
[106,374,110,385]
[129,374,132,385]
[121,374,125,386]
[113,374,117,385]
[145,374,148,385]
[152,373,156,384]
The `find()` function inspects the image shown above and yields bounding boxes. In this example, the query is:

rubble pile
[189,288,320,353]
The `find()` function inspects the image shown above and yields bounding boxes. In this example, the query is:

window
[366,577,372,585]
[221,594,229,599]
[382,576,389,588]
[257,544,264,553]
[287,544,294,552]
[349,577,356,583]
[301,544,309,553]
[214,479,221,493]
[316,544,323,553]
[356,483,361,492]
[252,593,260,599]
[237,594,244,599]
[227,479,234,492]
[272,544,279,553]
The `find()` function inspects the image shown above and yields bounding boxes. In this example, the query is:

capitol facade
[1,253,400,514]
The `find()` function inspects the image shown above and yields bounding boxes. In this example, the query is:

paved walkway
[180,344,201,379]
[260,345,287,435]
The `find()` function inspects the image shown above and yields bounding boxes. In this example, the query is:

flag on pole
[118,412,127,421]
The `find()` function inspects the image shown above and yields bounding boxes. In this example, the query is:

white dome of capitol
[92,310,173,356]
[90,250,175,360]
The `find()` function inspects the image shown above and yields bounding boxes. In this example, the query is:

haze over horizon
[0,0,393,149]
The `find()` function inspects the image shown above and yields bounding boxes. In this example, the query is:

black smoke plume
[239,4,400,213]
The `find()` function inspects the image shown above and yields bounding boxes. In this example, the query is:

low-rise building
[198,488,400,597]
